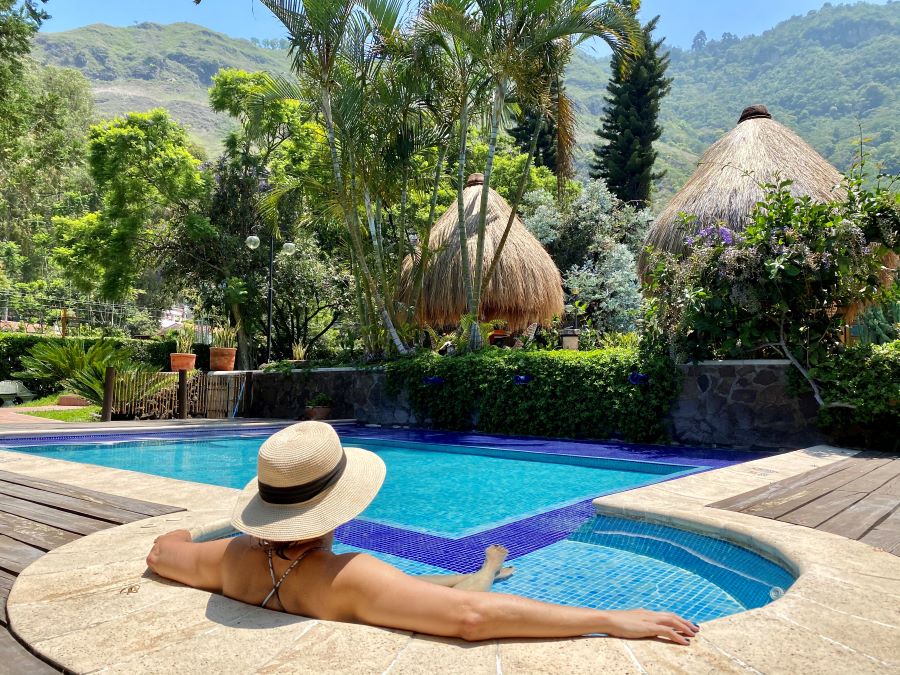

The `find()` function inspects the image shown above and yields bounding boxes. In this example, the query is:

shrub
[386,346,679,442]
[810,340,900,451]
[644,173,898,412]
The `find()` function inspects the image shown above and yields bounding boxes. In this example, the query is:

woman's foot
[495,566,515,581]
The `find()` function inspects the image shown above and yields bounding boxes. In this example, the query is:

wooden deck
[711,452,900,555]
[0,470,183,672]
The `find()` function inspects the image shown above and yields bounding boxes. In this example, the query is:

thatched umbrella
[639,104,845,277]
[403,173,564,331]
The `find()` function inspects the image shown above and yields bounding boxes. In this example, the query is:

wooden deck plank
[708,459,858,511]
[0,482,148,525]
[0,470,181,517]
[778,489,867,528]
[739,459,892,520]
[0,535,44,575]
[0,511,80,552]
[0,495,111,536]
[0,570,15,593]
[818,493,900,540]
[715,454,900,558]
[840,459,900,493]
[875,474,900,497]
[859,525,900,554]
[0,628,58,673]
[0,471,184,673]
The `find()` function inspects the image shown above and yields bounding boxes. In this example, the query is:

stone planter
[305,406,332,421]
[169,353,196,372]
[58,394,91,407]
[209,347,237,372]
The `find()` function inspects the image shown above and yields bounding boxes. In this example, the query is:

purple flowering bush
[644,172,899,422]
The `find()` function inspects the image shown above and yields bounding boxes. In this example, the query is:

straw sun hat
[231,422,386,541]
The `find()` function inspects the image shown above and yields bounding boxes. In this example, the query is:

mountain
[33,22,290,155]
[569,1,900,201]
[33,3,900,202]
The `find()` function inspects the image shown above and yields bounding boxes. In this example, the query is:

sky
[40,1,889,50]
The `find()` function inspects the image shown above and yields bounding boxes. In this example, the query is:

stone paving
[1,442,899,673]
[0,408,65,425]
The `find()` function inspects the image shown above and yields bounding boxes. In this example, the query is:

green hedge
[812,340,900,451]
[386,348,680,443]
[0,333,210,396]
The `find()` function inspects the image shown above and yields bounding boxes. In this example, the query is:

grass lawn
[18,406,101,422]
[18,392,62,407]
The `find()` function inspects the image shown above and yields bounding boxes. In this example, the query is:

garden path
[0,409,64,425]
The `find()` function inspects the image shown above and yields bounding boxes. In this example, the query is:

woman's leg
[417,545,513,591]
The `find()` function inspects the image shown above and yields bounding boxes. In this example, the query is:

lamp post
[245,234,296,365]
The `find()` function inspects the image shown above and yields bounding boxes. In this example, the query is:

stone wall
[247,368,413,425]
[247,361,826,449]
[669,360,826,448]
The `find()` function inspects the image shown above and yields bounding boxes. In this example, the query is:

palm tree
[422,0,642,348]
[260,0,425,355]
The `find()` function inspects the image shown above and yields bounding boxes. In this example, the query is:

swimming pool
[1,428,795,622]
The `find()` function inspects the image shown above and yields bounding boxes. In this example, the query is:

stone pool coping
[2,444,899,673]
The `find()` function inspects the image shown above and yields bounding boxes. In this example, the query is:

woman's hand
[603,609,699,645]
[153,529,192,544]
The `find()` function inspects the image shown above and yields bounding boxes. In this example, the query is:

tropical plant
[175,322,196,354]
[255,0,641,355]
[307,392,333,407]
[212,323,239,349]
[420,0,642,349]
[14,339,157,405]
[291,341,307,360]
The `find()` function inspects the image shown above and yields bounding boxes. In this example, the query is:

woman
[147,422,699,644]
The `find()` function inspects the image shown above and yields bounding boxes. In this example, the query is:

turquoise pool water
[11,434,689,536]
[4,431,795,621]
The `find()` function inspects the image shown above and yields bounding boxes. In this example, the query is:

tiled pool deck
[0,425,898,672]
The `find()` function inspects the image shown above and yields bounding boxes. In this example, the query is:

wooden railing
[101,368,251,421]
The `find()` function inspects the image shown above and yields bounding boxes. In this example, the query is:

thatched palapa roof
[403,174,564,331]
[639,104,845,276]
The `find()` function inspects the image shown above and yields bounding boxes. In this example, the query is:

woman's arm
[146,529,230,592]
[331,553,698,644]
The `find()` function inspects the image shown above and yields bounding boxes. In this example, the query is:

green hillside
[568,1,900,201]
[33,3,900,199]
[33,22,290,156]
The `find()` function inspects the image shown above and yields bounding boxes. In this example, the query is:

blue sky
[41,1,888,49]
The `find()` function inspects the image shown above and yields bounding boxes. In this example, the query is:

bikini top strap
[260,546,323,609]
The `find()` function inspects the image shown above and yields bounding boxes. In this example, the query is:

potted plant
[290,341,307,365]
[305,392,333,421]
[169,322,196,372]
[488,320,510,346]
[210,323,238,371]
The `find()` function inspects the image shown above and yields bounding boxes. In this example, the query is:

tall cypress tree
[589,16,671,208]
[509,107,558,174]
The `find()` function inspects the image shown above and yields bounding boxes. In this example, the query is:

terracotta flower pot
[170,353,196,372]
[209,347,237,372]
[305,406,332,421]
